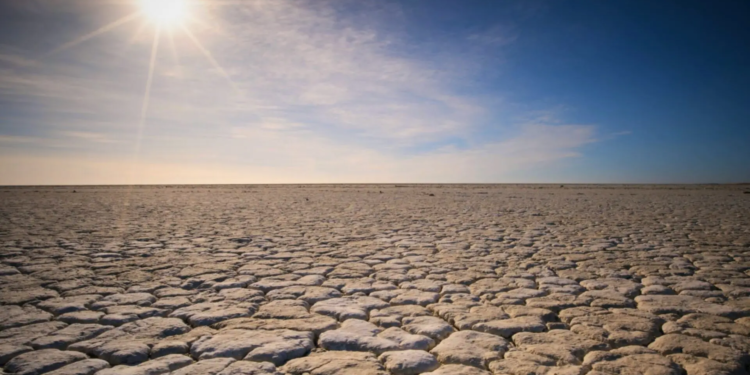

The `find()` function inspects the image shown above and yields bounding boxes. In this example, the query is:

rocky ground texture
[1,184,750,375]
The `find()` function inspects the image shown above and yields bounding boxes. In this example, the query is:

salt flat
[1,184,749,375]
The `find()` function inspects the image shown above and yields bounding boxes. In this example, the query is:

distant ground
[1,185,749,375]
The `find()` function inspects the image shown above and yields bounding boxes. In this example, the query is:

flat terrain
[1,184,750,375]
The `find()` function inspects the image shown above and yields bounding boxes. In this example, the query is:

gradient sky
[1,0,748,184]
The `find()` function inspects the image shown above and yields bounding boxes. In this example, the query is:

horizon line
[2,182,749,188]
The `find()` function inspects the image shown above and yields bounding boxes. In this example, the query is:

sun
[140,0,189,28]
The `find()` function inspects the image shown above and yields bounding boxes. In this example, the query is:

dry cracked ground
[1,184,750,375]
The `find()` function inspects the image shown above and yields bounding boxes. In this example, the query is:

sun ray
[166,29,183,77]
[133,26,162,165]
[181,26,241,96]
[120,26,161,228]
[182,12,230,38]
[127,19,150,46]
[44,12,140,57]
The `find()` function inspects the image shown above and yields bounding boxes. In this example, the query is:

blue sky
[0,0,748,184]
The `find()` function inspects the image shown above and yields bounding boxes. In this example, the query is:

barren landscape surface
[1,184,750,375]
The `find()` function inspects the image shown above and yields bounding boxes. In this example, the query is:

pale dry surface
[1,184,749,375]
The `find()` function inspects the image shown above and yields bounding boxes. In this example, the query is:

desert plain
[1,184,749,375]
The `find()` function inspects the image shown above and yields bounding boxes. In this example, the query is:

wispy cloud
[0,0,601,184]
[60,131,118,143]
[0,135,40,144]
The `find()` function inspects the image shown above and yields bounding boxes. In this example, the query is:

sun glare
[140,0,188,27]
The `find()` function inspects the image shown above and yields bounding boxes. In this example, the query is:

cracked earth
[1,184,750,375]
